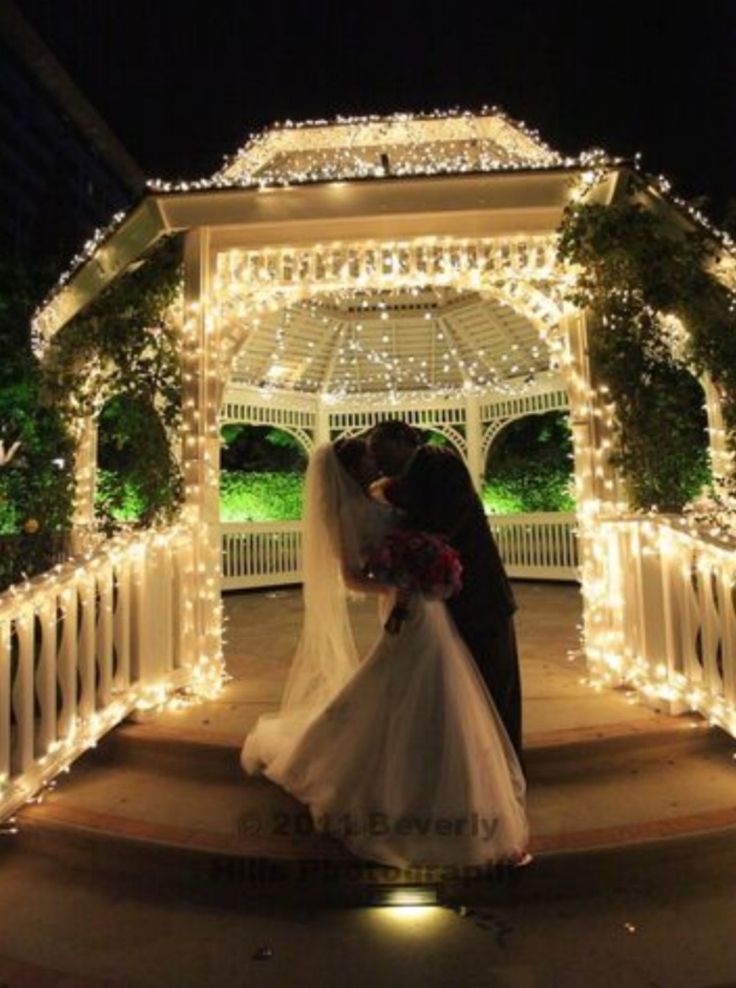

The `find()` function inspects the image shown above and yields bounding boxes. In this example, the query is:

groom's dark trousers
[385,446,523,764]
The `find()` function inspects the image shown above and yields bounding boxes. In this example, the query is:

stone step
[9,713,736,908]
[12,786,736,910]
[97,712,716,779]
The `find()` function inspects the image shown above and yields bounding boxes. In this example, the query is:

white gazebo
[3,109,733,820]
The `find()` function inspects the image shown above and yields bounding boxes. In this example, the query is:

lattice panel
[481,388,568,422]
[328,405,465,434]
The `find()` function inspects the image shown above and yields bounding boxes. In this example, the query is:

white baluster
[717,566,736,714]
[114,559,131,692]
[0,619,9,796]
[97,563,114,708]
[78,576,96,721]
[57,587,78,740]
[698,558,721,701]
[14,609,35,775]
[36,597,57,755]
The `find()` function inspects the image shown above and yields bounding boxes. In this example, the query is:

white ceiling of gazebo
[229,287,550,398]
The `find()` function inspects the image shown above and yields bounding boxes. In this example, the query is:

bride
[241,439,529,869]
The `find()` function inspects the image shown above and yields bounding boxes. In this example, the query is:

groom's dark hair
[369,420,423,447]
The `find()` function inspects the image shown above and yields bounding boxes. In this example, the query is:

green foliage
[95,468,146,523]
[0,256,74,588]
[558,201,726,510]
[0,256,74,543]
[220,424,307,472]
[483,467,575,515]
[219,471,304,522]
[264,428,303,450]
[43,235,184,528]
[425,431,450,447]
[95,394,180,530]
[483,412,576,513]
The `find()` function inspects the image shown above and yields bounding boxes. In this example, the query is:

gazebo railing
[221,512,579,590]
[591,515,736,736]
[487,512,578,580]
[221,521,303,589]
[0,523,197,822]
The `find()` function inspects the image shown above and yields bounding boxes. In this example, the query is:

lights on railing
[581,511,736,735]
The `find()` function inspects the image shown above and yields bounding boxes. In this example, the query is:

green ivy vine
[43,234,184,529]
[557,200,736,511]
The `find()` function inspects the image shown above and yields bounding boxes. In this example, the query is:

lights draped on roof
[207,109,564,189]
[31,107,736,345]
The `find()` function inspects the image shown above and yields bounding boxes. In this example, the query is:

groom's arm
[381,449,476,536]
[420,450,477,536]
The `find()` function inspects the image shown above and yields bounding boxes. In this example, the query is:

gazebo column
[703,375,734,483]
[182,228,224,694]
[465,393,484,493]
[70,416,98,555]
[562,310,626,689]
[314,400,331,447]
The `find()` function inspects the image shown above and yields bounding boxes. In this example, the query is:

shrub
[219,470,304,521]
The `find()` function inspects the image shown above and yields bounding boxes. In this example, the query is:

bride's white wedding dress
[241,445,528,869]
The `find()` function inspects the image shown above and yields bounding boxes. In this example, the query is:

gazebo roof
[211,109,564,188]
[31,106,735,358]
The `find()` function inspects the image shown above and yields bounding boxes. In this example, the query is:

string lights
[152,107,569,191]
[213,233,565,405]
[0,517,226,821]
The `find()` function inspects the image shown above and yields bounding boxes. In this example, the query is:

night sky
[20,0,736,216]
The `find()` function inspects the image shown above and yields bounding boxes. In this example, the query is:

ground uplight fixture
[370,885,440,907]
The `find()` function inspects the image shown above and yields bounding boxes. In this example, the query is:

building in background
[0,0,144,269]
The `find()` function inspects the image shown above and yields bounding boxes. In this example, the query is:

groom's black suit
[384,445,523,761]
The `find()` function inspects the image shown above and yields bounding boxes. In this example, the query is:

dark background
[19,0,736,217]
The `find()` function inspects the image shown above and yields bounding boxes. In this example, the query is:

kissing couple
[241,420,530,869]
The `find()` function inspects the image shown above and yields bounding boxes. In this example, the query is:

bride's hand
[369,477,393,505]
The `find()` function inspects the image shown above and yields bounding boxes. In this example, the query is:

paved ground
[2,830,736,987]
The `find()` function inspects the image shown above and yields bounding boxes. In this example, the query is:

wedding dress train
[242,591,528,868]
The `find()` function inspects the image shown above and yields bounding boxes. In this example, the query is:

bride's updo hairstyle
[333,437,367,484]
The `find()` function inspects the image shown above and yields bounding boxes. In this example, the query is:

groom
[367,420,523,765]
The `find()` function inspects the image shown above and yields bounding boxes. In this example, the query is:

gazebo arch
[219,402,314,457]
[480,387,570,464]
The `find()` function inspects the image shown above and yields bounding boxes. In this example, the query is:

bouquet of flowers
[363,531,463,633]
